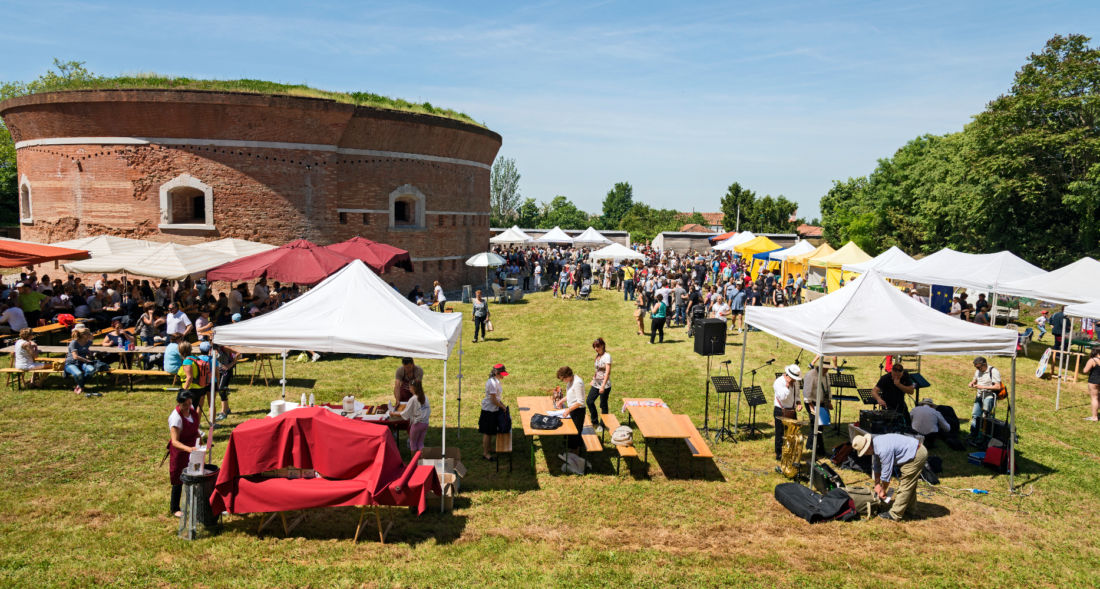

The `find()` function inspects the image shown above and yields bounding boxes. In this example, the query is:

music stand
[742,386,767,438]
[856,388,876,405]
[828,372,859,434]
[909,372,931,403]
[710,375,740,442]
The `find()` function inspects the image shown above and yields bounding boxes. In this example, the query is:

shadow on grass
[1004,451,1056,487]
[223,506,469,546]
[645,438,727,481]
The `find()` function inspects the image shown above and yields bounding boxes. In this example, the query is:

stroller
[576,279,592,301]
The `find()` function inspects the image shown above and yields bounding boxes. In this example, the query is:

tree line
[819,34,1100,269]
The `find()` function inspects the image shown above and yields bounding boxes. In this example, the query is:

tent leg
[280,351,288,401]
[734,328,749,432]
[206,353,217,466]
[442,359,448,457]
[991,292,999,327]
[808,362,824,491]
[1009,356,1017,493]
[1056,317,1070,410]
[457,343,463,440]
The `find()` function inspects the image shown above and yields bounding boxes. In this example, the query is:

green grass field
[1,288,1098,588]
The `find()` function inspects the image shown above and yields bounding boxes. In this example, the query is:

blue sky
[2,0,1097,220]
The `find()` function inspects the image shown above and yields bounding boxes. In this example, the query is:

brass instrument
[779,417,806,478]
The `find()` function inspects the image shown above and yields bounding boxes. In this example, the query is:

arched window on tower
[18,176,32,224]
[389,184,426,230]
[159,174,215,231]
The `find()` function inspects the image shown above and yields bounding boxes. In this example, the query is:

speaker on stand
[695,319,727,439]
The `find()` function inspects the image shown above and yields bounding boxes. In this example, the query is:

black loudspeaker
[694,319,727,356]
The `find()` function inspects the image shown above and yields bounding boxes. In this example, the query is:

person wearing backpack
[178,342,212,419]
[967,356,1002,440]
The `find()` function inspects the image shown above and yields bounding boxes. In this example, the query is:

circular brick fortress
[0,89,502,289]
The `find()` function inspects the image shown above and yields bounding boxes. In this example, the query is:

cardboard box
[419,447,466,493]
[433,472,457,511]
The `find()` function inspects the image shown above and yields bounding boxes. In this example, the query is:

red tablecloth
[210,407,437,515]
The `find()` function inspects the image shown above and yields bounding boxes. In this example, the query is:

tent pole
[735,327,748,432]
[1009,356,1017,493]
[206,351,217,466]
[1056,316,1071,410]
[457,342,463,440]
[442,359,448,457]
[991,292,999,327]
[808,361,824,491]
[280,351,287,400]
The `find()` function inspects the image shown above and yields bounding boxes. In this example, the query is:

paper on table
[546,409,567,418]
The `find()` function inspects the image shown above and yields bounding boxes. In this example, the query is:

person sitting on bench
[967,356,1002,441]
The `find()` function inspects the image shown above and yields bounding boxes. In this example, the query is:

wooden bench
[495,431,513,473]
[1,367,59,390]
[673,414,713,459]
[109,368,172,392]
[600,414,639,474]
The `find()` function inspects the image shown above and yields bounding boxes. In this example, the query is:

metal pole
[1056,316,1071,410]
[735,327,749,431]
[808,361,824,491]
[991,292,999,326]
[280,350,287,400]
[442,358,448,456]
[1009,356,1017,493]
[457,342,463,440]
[206,351,217,466]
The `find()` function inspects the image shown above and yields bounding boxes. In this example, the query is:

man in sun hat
[772,364,802,463]
[852,432,927,521]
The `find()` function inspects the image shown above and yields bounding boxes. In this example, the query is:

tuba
[779,417,806,478]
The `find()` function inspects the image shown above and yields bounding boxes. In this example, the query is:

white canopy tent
[711,231,756,251]
[64,242,235,279]
[589,242,645,262]
[193,238,278,258]
[214,260,464,454]
[842,245,915,274]
[51,235,155,258]
[534,226,574,245]
[1066,301,1100,320]
[510,225,534,241]
[882,249,1045,292]
[489,227,533,245]
[742,269,1021,491]
[573,226,612,246]
[768,240,815,261]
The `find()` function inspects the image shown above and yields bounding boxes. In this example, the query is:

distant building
[678,223,710,233]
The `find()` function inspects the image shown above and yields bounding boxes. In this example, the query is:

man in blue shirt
[728,283,746,332]
[852,433,927,521]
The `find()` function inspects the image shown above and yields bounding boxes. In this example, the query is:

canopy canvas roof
[881,248,1046,292]
[213,260,461,359]
[745,270,1018,357]
[324,236,414,274]
[589,242,645,261]
[206,239,352,285]
[783,242,835,282]
[709,230,736,244]
[734,235,781,256]
[65,242,234,279]
[489,227,532,245]
[533,226,574,244]
[769,240,815,261]
[809,241,871,267]
[1066,300,1100,320]
[465,252,506,268]
[193,238,277,258]
[712,231,756,251]
[0,238,89,267]
[842,245,915,274]
[573,226,612,246]
[510,225,534,241]
[996,257,1100,305]
[50,235,155,258]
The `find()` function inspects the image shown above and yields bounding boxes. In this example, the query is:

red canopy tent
[0,238,90,267]
[205,239,352,285]
[324,236,414,274]
[709,230,736,244]
[211,407,440,518]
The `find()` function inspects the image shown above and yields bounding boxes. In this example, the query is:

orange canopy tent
[0,238,90,268]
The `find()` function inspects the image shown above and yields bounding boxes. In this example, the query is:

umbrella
[466,252,506,295]
[50,235,155,258]
[324,236,414,274]
[0,238,90,267]
[206,239,353,285]
[66,242,233,279]
[193,238,278,258]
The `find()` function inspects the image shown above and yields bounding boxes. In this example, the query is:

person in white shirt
[479,364,509,461]
[710,295,731,330]
[773,364,802,463]
[910,398,952,447]
[228,286,244,315]
[556,366,587,456]
[534,262,542,290]
[14,328,47,386]
[165,303,193,338]
[433,280,447,312]
[0,303,29,333]
[252,279,270,302]
[586,338,613,433]
[399,380,431,453]
[967,356,1002,438]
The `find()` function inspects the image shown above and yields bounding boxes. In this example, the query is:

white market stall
[489,227,533,245]
[51,234,155,258]
[573,226,613,247]
[589,242,645,262]
[711,231,755,251]
[533,226,574,245]
[193,238,278,258]
[999,257,1100,409]
[213,260,464,453]
[64,242,235,279]
[742,269,1021,490]
[842,245,915,274]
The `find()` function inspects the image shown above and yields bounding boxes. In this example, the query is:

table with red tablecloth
[210,407,440,541]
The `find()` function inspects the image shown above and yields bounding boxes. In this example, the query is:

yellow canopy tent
[809,241,872,292]
[785,242,834,280]
[734,235,782,278]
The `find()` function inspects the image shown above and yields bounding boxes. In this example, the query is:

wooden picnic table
[226,346,283,386]
[517,395,579,472]
[0,344,166,355]
[621,397,712,466]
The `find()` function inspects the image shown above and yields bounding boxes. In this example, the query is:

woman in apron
[167,390,200,517]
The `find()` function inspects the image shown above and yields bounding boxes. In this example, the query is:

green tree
[489,156,522,226]
[601,181,634,228]
[719,182,756,231]
[538,196,590,229]
[0,128,16,224]
[515,197,541,228]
